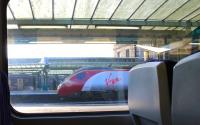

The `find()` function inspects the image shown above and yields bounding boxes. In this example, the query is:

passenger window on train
[7,0,200,113]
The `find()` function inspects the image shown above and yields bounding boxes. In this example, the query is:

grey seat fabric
[172,52,200,125]
[128,62,172,125]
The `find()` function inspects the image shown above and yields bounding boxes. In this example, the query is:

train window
[7,0,200,113]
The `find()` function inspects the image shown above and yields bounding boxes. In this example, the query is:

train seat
[128,61,175,125]
[172,52,200,125]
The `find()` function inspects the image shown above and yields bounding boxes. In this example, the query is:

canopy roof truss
[7,0,200,29]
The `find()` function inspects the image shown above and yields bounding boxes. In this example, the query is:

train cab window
[7,0,200,114]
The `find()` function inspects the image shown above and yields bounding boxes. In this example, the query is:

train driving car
[57,67,129,97]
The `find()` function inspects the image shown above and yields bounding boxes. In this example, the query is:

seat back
[128,62,173,125]
[172,52,200,125]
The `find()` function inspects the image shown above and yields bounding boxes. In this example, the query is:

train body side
[57,69,128,96]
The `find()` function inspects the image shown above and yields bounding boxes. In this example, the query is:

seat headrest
[128,62,172,125]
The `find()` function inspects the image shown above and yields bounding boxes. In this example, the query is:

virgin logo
[105,73,121,86]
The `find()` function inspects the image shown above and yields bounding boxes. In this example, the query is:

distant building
[113,44,136,58]
[113,37,166,60]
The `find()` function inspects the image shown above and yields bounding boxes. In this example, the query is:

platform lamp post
[42,64,49,91]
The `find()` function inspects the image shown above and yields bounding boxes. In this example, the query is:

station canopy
[7,0,200,30]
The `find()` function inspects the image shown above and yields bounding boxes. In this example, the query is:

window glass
[130,0,166,20]
[112,0,144,20]
[31,0,52,19]
[8,0,33,19]
[149,0,188,20]
[93,0,121,19]
[7,0,200,114]
[166,0,200,21]
[74,0,99,19]
[54,0,75,19]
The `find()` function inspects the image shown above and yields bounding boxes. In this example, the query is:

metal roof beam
[109,0,123,20]
[87,0,100,29]
[28,0,35,20]
[52,0,54,20]
[180,7,200,21]
[190,13,200,21]
[90,0,100,20]
[145,0,168,20]
[8,4,16,20]
[7,19,200,27]
[71,0,77,20]
[70,0,77,29]
[127,0,146,20]
[7,28,187,40]
[163,0,190,20]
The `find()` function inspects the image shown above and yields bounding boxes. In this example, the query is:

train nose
[57,82,71,96]
[57,81,75,96]
[57,80,72,91]
[57,80,83,96]
[57,84,68,96]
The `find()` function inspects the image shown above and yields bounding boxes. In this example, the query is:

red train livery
[57,67,129,96]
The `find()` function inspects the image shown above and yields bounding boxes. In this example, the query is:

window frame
[2,0,129,117]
